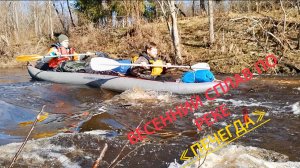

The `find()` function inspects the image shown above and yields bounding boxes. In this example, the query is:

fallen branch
[197,129,211,168]
[107,110,151,168]
[9,105,46,168]
[229,16,259,22]
[111,144,145,168]
[92,143,108,168]
[266,31,284,48]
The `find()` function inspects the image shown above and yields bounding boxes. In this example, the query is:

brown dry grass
[1,10,300,74]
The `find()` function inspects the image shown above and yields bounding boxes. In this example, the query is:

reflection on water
[0,69,299,167]
[0,69,118,145]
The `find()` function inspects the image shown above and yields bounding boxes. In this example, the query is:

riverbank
[1,11,299,74]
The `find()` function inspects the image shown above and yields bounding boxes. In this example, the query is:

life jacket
[48,43,75,68]
[131,52,164,76]
[149,59,164,76]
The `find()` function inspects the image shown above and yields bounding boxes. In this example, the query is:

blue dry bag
[182,70,215,83]
[112,59,131,75]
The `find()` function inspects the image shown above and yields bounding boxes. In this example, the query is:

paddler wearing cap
[35,34,88,72]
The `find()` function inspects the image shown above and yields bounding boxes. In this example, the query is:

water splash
[169,145,300,168]
[291,102,300,115]
[105,87,177,106]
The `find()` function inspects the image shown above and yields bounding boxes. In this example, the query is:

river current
[0,68,299,168]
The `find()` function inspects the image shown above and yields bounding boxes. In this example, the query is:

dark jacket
[130,52,166,80]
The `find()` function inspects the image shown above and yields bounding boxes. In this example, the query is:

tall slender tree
[53,2,68,33]
[192,0,196,16]
[48,1,54,39]
[157,0,183,63]
[208,0,215,44]
[200,0,206,15]
[67,0,76,27]
[168,1,182,63]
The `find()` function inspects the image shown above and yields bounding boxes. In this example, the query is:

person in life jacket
[47,34,84,68]
[35,34,88,72]
[130,42,171,80]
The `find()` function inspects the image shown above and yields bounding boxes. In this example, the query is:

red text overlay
[127,54,277,145]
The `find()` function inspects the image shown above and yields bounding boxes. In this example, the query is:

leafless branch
[280,0,287,34]
[92,143,108,168]
[9,105,46,168]
[266,31,284,48]
[111,144,145,168]
[108,110,152,168]
[197,128,211,168]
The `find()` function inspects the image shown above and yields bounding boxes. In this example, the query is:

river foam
[169,145,300,168]
[291,102,300,115]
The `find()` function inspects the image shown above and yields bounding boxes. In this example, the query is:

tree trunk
[60,2,68,31]
[67,0,76,27]
[192,0,195,16]
[256,1,260,13]
[53,2,68,33]
[123,0,129,27]
[200,0,206,15]
[280,0,286,35]
[168,1,183,63]
[297,0,300,15]
[133,1,141,33]
[297,28,300,49]
[12,2,19,42]
[60,2,64,14]
[5,2,10,40]
[208,0,215,44]
[34,1,38,36]
[48,1,54,39]
[174,4,187,17]
[157,1,171,35]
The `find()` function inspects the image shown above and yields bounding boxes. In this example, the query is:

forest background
[0,0,299,74]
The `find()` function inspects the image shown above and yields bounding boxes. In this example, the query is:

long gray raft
[28,66,222,94]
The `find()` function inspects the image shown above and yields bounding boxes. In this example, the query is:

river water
[0,68,299,168]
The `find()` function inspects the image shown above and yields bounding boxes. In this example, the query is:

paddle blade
[191,63,210,70]
[16,55,43,62]
[90,57,121,71]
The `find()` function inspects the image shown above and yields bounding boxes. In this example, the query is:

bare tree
[48,1,54,39]
[297,0,300,14]
[200,0,206,15]
[256,0,260,13]
[168,1,183,63]
[174,3,187,17]
[208,0,215,44]
[280,0,286,35]
[12,2,19,42]
[157,1,171,34]
[53,2,67,33]
[122,0,131,27]
[157,0,183,63]
[67,0,76,27]
[133,1,142,32]
[192,0,196,16]
[33,1,39,36]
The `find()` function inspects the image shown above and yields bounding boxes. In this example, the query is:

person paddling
[35,34,88,72]
[130,42,171,80]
